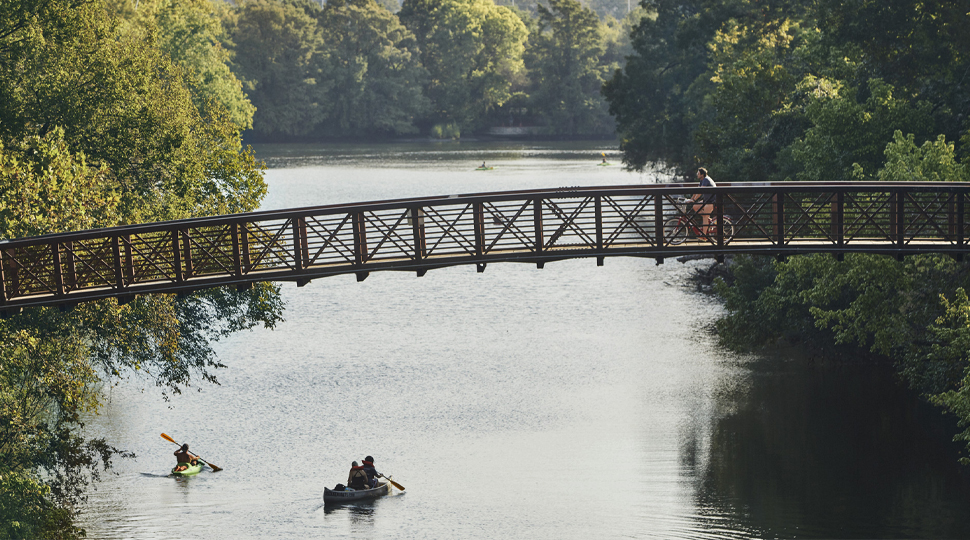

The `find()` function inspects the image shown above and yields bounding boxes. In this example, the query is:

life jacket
[348,466,369,488]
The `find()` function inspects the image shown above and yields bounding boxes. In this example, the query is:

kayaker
[361,456,381,488]
[173,443,198,472]
[347,461,369,490]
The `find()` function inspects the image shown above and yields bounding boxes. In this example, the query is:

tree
[315,0,429,137]
[230,0,328,139]
[0,1,283,536]
[602,0,710,170]
[525,0,614,135]
[399,0,527,131]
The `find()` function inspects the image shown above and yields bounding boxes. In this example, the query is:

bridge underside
[0,182,967,311]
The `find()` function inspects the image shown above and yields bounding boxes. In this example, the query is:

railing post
[51,242,64,297]
[958,192,965,249]
[594,194,603,246]
[240,223,251,273]
[534,198,544,255]
[715,193,724,249]
[123,235,133,285]
[353,211,367,267]
[0,250,6,306]
[65,241,76,291]
[232,223,242,277]
[411,207,426,263]
[172,229,183,283]
[474,202,485,258]
[292,217,305,271]
[182,230,193,279]
[773,192,785,247]
[948,193,956,242]
[112,236,124,290]
[655,194,664,246]
[832,192,844,248]
[5,251,18,300]
[895,190,905,248]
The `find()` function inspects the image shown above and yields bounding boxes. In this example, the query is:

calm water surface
[80,142,970,539]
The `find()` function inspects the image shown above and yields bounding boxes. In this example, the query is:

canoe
[323,481,390,504]
[171,462,203,476]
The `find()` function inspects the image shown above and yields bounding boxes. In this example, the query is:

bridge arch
[0,182,967,311]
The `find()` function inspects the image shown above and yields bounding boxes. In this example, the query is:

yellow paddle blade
[161,433,178,445]
[201,459,223,472]
[385,476,405,491]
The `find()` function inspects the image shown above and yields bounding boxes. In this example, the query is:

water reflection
[696,355,970,538]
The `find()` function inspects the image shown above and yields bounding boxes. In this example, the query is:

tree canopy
[0,1,283,537]
[604,0,970,462]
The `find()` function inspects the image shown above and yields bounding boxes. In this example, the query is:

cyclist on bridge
[688,167,716,236]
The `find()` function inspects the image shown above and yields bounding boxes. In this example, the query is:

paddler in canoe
[361,456,381,488]
[347,461,370,490]
[173,443,199,473]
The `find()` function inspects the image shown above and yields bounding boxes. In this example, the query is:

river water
[80,141,970,539]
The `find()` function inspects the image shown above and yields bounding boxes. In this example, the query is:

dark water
[79,142,970,539]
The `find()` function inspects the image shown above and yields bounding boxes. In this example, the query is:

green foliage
[0,470,80,540]
[431,123,460,139]
[230,0,328,139]
[604,0,970,465]
[399,0,528,130]
[926,289,970,464]
[152,0,258,130]
[525,0,614,135]
[878,131,969,184]
[0,0,283,535]
[787,78,935,182]
[0,130,119,238]
[694,20,815,181]
[315,0,429,137]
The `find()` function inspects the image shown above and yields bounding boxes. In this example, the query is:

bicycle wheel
[722,216,735,242]
[663,216,688,245]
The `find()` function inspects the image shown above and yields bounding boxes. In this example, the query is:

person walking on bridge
[688,167,716,236]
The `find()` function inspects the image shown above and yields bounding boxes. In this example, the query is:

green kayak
[172,461,203,476]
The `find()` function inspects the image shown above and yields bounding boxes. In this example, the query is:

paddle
[160,433,223,472]
[381,474,405,491]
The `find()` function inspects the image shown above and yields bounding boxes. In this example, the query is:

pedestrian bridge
[1,181,968,311]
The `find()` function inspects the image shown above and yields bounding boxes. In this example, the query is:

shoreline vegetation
[602,0,970,470]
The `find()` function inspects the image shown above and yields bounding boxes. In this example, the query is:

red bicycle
[663,197,736,245]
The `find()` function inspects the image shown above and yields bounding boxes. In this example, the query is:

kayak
[323,481,390,504]
[597,162,611,166]
[171,462,203,476]
[475,166,494,171]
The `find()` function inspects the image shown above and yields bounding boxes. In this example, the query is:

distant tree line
[604,0,970,462]
[220,0,646,140]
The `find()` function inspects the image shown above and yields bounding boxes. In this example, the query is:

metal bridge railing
[0,182,968,311]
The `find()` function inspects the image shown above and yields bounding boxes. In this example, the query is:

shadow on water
[691,353,970,538]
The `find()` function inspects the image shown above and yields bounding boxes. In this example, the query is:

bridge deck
[0,182,967,311]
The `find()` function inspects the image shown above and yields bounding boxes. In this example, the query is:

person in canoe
[362,456,382,488]
[347,461,370,490]
[173,443,199,472]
